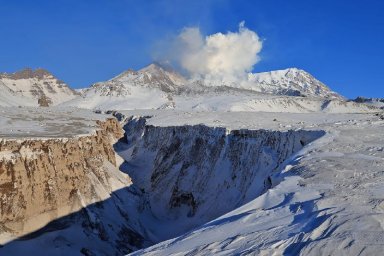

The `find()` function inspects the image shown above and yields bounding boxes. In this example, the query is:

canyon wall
[0,118,129,241]
[116,115,325,242]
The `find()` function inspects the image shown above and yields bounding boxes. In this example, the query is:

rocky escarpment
[0,118,128,242]
[115,115,325,242]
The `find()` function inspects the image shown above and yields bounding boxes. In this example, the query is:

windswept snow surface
[126,110,384,256]
[0,107,111,138]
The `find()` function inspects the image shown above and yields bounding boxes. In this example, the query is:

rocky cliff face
[0,118,127,241]
[115,115,325,242]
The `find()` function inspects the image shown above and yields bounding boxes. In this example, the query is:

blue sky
[0,0,383,98]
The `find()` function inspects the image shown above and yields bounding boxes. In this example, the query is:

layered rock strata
[0,118,127,241]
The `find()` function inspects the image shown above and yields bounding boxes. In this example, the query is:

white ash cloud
[156,22,263,82]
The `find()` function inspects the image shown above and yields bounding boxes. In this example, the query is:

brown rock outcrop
[0,118,127,240]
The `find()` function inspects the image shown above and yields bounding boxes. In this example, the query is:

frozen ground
[121,109,384,256]
[0,107,110,139]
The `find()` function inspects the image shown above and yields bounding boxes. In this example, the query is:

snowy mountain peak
[248,68,343,99]
[134,63,186,88]
[0,68,79,106]
[111,63,185,84]
[139,63,166,73]
[111,68,138,80]
[89,63,186,98]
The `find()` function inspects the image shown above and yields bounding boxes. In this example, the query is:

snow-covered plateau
[0,64,383,255]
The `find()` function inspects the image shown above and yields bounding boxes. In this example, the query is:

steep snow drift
[114,114,324,243]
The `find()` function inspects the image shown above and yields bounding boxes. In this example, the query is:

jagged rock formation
[0,68,79,106]
[37,95,52,107]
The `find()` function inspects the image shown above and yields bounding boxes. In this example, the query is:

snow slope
[0,106,112,138]
[0,68,79,106]
[0,81,36,107]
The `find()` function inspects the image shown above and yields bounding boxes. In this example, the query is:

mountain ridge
[62,63,363,112]
[1,64,376,113]
[0,68,79,106]
[84,63,342,99]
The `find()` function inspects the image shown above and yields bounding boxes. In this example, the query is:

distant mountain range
[350,96,384,109]
[0,64,380,113]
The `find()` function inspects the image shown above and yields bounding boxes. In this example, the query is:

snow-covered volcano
[0,68,79,106]
[63,63,358,112]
